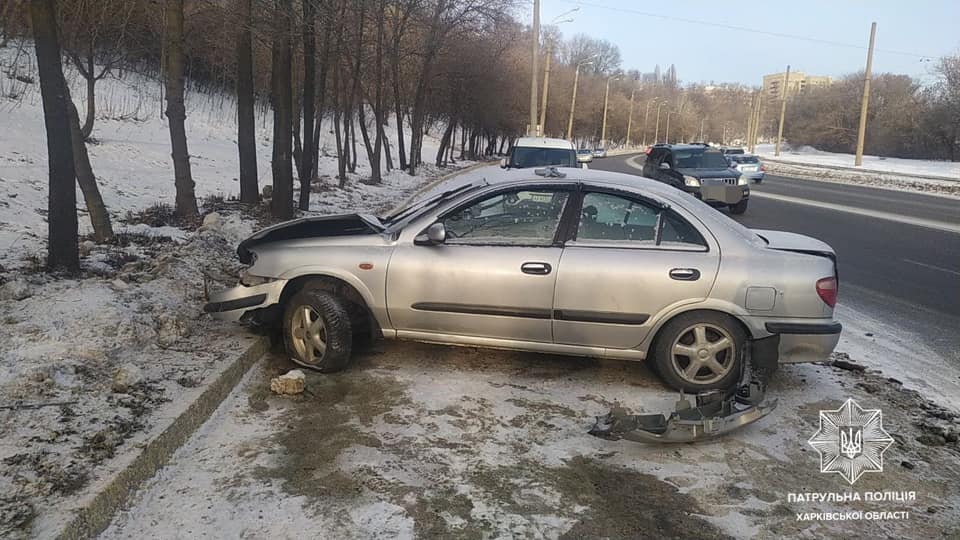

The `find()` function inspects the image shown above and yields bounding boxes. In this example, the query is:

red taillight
[645,146,653,155]
[761,164,766,171]
[816,277,838,307]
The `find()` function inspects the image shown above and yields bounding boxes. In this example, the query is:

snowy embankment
[754,143,960,198]
[0,39,474,538]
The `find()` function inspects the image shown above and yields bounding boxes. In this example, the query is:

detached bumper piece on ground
[589,351,778,443]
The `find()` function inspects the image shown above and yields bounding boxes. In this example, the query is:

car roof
[661,144,717,152]
[513,137,575,149]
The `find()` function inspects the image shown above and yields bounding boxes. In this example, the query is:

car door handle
[521,262,552,275]
[669,268,700,281]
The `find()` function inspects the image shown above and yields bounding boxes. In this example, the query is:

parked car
[727,154,766,183]
[642,144,750,214]
[205,168,841,393]
[576,148,594,163]
[501,137,579,169]
[592,147,608,158]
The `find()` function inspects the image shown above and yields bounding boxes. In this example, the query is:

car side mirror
[500,158,507,168]
[658,162,671,170]
[416,222,447,245]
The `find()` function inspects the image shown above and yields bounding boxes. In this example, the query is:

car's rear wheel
[729,199,749,214]
[282,288,352,373]
[653,312,745,392]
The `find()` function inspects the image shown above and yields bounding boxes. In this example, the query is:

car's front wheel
[653,312,745,392]
[729,199,749,214]
[282,288,353,373]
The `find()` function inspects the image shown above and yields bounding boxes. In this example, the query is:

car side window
[573,192,707,250]
[441,189,569,246]
[576,192,659,244]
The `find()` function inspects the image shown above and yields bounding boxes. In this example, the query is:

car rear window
[673,150,729,169]
[730,155,759,164]
[509,147,576,168]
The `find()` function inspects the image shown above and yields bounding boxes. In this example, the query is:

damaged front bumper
[203,279,286,322]
[589,336,779,443]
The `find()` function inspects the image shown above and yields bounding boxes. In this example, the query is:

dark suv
[642,143,749,214]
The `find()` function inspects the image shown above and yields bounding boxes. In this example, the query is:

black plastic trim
[553,310,650,325]
[203,293,267,313]
[411,302,551,319]
[765,322,842,335]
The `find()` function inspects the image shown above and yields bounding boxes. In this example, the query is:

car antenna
[534,166,566,178]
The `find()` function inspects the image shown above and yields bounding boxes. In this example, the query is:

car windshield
[509,147,577,168]
[380,182,479,225]
[577,149,591,154]
[674,150,731,169]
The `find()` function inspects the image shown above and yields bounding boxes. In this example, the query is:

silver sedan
[205,167,841,392]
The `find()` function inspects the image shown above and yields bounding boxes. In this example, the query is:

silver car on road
[205,167,841,392]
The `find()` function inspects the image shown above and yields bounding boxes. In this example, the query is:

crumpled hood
[237,213,383,264]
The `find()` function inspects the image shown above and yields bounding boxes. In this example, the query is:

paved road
[592,154,960,360]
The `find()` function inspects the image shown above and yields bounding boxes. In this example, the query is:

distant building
[762,71,833,100]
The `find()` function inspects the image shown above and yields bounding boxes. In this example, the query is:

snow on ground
[0,39,469,538]
[100,339,960,539]
[753,143,960,198]
[754,143,960,180]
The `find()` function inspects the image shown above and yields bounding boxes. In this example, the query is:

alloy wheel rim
[290,305,327,365]
[670,323,735,385]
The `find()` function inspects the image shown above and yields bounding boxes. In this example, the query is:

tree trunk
[298,0,316,210]
[310,4,333,181]
[358,104,376,180]
[379,121,393,171]
[163,0,198,220]
[80,46,95,139]
[390,34,407,170]
[270,0,294,219]
[436,120,454,167]
[31,0,78,272]
[68,99,113,242]
[236,0,259,204]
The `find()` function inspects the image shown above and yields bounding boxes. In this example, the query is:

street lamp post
[699,117,705,142]
[537,12,576,136]
[528,0,539,135]
[665,110,673,144]
[642,98,656,147]
[625,88,636,148]
[600,74,620,148]
[654,102,663,143]
[566,58,594,140]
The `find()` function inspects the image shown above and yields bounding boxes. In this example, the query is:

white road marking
[902,258,960,276]
[625,154,645,170]
[749,191,960,235]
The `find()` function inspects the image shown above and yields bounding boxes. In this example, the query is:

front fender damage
[589,337,779,443]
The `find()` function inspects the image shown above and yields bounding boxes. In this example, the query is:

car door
[552,189,720,349]
[387,185,575,343]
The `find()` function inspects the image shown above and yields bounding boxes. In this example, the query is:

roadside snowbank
[753,144,960,198]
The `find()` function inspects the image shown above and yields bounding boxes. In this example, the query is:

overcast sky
[535,0,960,86]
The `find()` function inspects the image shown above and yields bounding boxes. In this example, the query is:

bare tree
[30,0,78,272]
[236,0,258,203]
[298,0,317,210]
[163,0,198,219]
[67,97,114,241]
[270,0,294,219]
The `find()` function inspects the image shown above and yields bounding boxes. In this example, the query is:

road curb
[55,335,272,540]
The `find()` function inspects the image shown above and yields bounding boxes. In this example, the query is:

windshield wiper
[385,181,483,223]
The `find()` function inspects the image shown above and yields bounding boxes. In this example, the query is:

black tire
[753,178,763,184]
[282,288,353,373]
[729,198,749,215]
[652,311,746,392]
